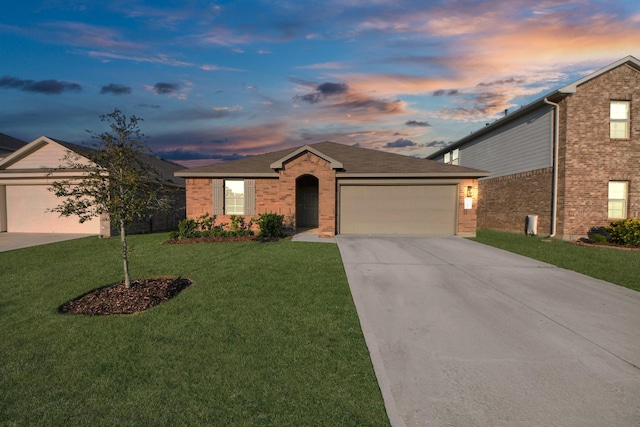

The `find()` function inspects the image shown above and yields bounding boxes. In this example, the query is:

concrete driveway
[336,235,640,427]
[0,232,96,252]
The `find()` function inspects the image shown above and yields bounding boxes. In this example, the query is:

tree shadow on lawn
[59,276,192,315]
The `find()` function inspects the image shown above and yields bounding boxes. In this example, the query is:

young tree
[49,109,175,288]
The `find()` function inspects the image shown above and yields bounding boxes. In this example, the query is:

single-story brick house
[428,55,640,240]
[0,136,185,236]
[175,141,488,237]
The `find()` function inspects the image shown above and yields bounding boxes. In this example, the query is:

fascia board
[175,172,279,178]
[336,172,490,178]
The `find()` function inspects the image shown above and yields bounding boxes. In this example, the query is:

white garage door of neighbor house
[339,185,457,235]
[6,185,100,233]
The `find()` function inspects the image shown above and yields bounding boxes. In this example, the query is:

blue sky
[2,0,639,167]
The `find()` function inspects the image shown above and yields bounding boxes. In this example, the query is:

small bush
[177,218,200,239]
[605,219,640,246]
[255,212,285,237]
[587,226,612,244]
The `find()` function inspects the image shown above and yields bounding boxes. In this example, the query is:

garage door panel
[340,185,456,235]
[6,185,99,233]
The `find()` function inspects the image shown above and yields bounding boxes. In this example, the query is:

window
[225,180,244,214]
[444,149,459,165]
[610,101,630,139]
[608,181,628,219]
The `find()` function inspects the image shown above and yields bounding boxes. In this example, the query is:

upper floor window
[608,181,628,219]
[444,148,459,165]
[610,101,630,139]
[225,180,245,214]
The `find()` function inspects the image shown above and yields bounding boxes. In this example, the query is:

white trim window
[225,180,245,215]
[444,149,459,165]
[610,101,630,139]
[608,181,628,219]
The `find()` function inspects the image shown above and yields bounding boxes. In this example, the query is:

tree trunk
[120,221,131,288]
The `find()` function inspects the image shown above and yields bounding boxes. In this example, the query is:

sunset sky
[2,0,639,167]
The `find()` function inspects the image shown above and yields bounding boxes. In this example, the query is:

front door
[296,175,319,228]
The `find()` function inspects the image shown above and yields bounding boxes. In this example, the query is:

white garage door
[339,185,457,235]
[6,185,100,233]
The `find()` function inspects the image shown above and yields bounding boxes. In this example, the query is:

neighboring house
[0,136,185,235]
[428,55,640,240]
[0,133,27,159]
[175,141,488,237]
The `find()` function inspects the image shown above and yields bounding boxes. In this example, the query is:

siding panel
[7,143,92,169]
[461,107,553,178]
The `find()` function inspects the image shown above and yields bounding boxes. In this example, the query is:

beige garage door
[6,185,100,233]
[339,185,457,235]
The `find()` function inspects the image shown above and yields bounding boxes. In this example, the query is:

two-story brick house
[428,56,640,240]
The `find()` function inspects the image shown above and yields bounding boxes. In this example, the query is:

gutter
[543,97,560,238]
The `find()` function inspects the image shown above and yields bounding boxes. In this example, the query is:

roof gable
[0,136,185,186]
[270,145,344,170]
[557,55,640,94]
[0,136,93,170]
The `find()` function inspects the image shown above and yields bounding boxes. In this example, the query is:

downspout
[544,97,559,238]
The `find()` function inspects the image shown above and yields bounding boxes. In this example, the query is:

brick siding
[478,168,553,235]
[559,63,640,239]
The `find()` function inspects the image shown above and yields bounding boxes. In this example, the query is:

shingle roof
[0,133,27,155]
[176,141,488,178]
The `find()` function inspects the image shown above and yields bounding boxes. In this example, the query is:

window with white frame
[225,180,244,214]
[610,101,630,139]
[443,148,459,165]
[608,181,628,219]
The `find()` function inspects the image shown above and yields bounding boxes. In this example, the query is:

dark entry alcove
[296,175,319,228]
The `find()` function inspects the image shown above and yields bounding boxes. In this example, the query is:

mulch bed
[574,239,640,251]
[59,276,193,316]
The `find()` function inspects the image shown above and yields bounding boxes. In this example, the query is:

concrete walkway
[0,232,96,252]
[336,235,640,427]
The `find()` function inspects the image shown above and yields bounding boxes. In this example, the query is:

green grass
[0,234,389,426]
[470,229,640,292]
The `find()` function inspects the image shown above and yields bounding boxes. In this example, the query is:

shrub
[587,226,612,244]
[255,212,285,237]
[177,218,200,239]
[197,212,216,230]
[173,213,255,239]
[605,219,640,246]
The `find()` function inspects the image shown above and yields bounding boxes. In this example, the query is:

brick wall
[278,152,336,237]
[185,178,212,219]
[478,168,553,235]
[560,63,640,239]
[183,153,337,236]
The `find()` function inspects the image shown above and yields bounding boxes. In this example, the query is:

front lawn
[471,229,640,292]
[0,234,389,426]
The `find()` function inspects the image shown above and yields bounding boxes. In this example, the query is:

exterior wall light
[466,186,473,198]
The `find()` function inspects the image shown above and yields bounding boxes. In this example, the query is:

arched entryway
[296,175,319,228]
